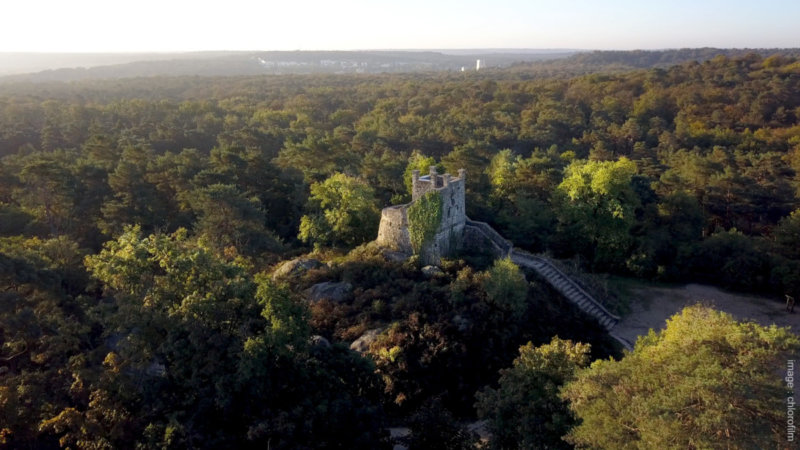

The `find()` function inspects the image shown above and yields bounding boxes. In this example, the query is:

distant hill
[3,48,799,83]
[0,50,575,82]
[0,52,239,76]
[507,48,800,77]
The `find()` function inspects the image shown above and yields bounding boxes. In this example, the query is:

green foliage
[189,183,282,257]
[482,257,528,319]
[556,157,640,269]
[299,173,380,248]
[561,305,800,448]
[407,190,443,254]
[253,274,310,349]
[405,398,478,450]
[77,225,388,449]
[3,51,800,447]
[773,209,800,260]
[476,337,590,449]
[0,248,92,449]
[681,229,771,291]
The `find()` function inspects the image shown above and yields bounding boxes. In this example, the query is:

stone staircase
[464,220,633,350]
[464,219,512,257]
[510,250,620,329]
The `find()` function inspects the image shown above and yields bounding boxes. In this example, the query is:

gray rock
[310,335,332,349]
[380,247,411,263]
[272,258,324,280]
[452,314,471,332]
[146,362,166,377]
[306,281,353,303]
[350,328,385,353]
[421,265,443,278]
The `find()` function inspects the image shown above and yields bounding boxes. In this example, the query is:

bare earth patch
[615,283,799,345]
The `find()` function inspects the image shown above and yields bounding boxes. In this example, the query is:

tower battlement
[411,166,467,201]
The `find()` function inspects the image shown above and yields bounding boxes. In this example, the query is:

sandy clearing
[614,283,800,346]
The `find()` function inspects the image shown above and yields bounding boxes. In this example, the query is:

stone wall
[376,205,412,254]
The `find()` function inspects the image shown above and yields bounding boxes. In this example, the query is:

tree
[299,173,380,248]
[189,183,282,257]
[0,235,94,448]
[476,337,590,449]
[561,305,800,449]
[405,397,478,450]
[15,153,78,236]
[99,146,173,236]
[482,258,528,320]
[773,209,800,261]
[555,157,639,269]
[75,226,388,449]
[486,148,562,251]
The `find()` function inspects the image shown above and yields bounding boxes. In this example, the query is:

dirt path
[614,283,800,345]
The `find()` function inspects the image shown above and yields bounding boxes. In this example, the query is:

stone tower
[376,167,466,264]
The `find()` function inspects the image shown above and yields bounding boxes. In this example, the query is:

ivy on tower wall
[407,190,443,254]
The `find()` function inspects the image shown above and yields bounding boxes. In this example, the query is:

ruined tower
[376,166,466,264]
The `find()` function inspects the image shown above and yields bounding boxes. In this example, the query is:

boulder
[272,257,324,280]
[380,247,411,263]
[305,281,353,303]
[421,265,443,278]
[350,328,385,353]
[310,335,332,349]
[452,314,471,332]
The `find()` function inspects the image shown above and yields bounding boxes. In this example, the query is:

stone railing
[511,250,624,336]
[464,219,513,256]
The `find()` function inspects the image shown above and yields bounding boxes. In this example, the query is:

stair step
[515,253,620,329]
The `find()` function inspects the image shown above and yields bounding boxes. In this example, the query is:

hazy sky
[2,0,799,52]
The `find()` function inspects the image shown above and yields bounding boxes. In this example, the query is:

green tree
[75,226,387,449]
[773,209,800,261]
[0,237,93,448]
[99,146,173,236]
[15,153,78,236]
[405,398,478,450]
[299,173,380,248]
[555,157,639,268]
[482,257,528,320]
[561,305,799,449]
[476,337,590,449]
[189,183,282,257]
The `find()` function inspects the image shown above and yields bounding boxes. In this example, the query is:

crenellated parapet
[411,166,467,202]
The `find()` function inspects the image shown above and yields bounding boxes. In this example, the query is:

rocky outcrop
[305,281,352,303]
[310,335,332,349]
[350,328,385,353]
[421,265,444,278]
[272,257,324,280]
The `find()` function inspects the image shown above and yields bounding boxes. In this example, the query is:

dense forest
[1,52,799,448]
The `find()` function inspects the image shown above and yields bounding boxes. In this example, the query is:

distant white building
[476,59,482,71]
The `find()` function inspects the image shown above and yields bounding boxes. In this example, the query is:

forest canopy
[1,51,799,448]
